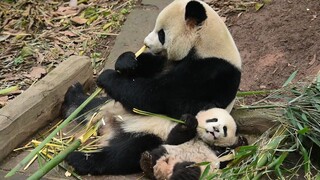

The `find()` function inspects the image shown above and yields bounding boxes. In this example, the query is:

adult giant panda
[64,0,242,176]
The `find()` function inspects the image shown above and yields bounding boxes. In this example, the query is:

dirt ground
[225,0,320,91]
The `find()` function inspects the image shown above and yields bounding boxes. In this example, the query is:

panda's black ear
[185,1,207,27]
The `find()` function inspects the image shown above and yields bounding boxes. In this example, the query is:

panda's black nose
[213,127,219,132]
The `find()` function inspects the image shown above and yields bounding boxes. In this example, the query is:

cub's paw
[65,151,94,175]
[140,146,168,179]
[154,156,177,180]
[140,151,156,179]
[115,52,138,76]
[180,114,198,129]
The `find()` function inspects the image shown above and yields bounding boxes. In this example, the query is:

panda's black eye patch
[206,118,218,123]
[223,126,228,137]
[158,29,165,45]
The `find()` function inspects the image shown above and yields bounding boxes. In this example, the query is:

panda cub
[63,0,242,176]
[140,108,248,180]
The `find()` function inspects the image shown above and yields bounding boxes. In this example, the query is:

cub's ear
[185,1,207,27]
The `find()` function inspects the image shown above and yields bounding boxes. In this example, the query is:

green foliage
[203,74,320,179]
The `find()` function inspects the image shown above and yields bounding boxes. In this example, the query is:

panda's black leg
[60,82,108,120]
[140,146,167,179]
[170,161,201,180]
[66,133,163,175]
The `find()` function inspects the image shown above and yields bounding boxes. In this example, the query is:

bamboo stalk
[5,88,102,178]
[236,90,273,97]
[0,86,19,95]
[11,45,148,179]
[27,140,81,180]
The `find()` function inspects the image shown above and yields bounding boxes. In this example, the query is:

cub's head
[144,0,241,69]
[196,108,242,147]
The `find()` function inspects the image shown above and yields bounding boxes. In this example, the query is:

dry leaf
[220,16,227,22]
[60,31,77,37]
[0,96,9,107]
[69,0,78,7]
[35,50,45,63]
[26,67,47,79]
[54,43,65,55]
[54,6,77,16]
[309,54,317,65]
[71,16,87,24]
[0,35,10,42]
[22,5,31,17]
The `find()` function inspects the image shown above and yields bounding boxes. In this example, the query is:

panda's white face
[144,0,242,69]
[144,0,200,61]
[196,108,238,147]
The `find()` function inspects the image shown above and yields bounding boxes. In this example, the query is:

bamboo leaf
[282,70,298,87]
[298,127,310,135]
[199,164,211,180]
[192,162,211,167]
[255,3,264,11]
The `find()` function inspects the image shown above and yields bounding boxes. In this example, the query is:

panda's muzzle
[206,130,217,139]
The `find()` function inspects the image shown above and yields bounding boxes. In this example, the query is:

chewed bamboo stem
[135,45,146,57]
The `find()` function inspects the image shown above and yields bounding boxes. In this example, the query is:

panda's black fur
[62,86,201,175]
[140,111,248,180]
[63,0,243,176]
[62,84,247,176]
[97,50,240,119]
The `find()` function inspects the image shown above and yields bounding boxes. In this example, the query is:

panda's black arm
[166,114,198,145]
[97,58,240,118]
[114,52,166,77]
[136,53,167,77]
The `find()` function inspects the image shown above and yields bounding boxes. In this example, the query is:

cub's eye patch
[206,118,218,123]
[223,126,228,137]
[158,29,165,45]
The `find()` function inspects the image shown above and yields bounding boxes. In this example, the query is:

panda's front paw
[65,151,93,175]
[181,114,198,129]
[115,52,138,76]
[96,69,118,92]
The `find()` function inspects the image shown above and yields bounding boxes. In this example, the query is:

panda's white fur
[64,0,243,176]
[144,0,241,69]
[153,140,220,179]
[99,101,238,147]
[144,0,241,112]
[140,108,239,179]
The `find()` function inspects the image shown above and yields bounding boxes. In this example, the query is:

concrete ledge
[0,56,93,162]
